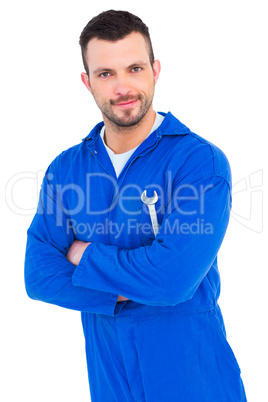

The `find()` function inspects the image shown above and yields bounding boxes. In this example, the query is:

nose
[114,73,132,97]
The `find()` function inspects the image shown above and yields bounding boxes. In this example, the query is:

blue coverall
[25,112,247,401]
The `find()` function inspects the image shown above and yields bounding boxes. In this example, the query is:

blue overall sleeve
[72,173,231,306]
[24,165,119,315]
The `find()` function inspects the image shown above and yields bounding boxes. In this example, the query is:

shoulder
[187,131,231,182]
[160,113,231,184]
[49,141,84,167]
[47,121,104,177]
[44,141,87,185]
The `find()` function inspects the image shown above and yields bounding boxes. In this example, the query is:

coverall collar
[82,112,192,181]
[82,112,192,144]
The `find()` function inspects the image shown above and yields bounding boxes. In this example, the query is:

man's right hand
[66,240,129,303]
[117,295,129,302]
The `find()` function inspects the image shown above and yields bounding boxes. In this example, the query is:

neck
[103,108,156,154]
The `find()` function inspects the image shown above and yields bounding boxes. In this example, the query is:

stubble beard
[92,89,155,129]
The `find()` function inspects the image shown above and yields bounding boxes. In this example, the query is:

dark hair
[79,10,155,75]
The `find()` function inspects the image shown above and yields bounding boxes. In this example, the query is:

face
[81,32,161,128]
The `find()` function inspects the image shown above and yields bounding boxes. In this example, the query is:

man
[25,10,247,401]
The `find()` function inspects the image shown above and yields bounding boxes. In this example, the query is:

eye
[99,72,111,78]
[131,67,142,73]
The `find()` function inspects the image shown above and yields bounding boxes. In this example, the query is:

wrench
[141,190,160,237]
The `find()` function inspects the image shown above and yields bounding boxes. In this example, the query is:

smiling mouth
[113,100,138,108]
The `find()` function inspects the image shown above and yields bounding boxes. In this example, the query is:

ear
[152,60,161,85]
[81,72,92,94]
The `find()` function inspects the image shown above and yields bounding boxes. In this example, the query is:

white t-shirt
[100,112,165,177]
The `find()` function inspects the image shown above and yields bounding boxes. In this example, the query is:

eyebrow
[93,61,148,75]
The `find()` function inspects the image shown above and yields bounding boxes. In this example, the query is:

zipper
[116,136,163,190]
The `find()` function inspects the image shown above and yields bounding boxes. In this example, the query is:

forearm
[25,206,121,315]
[66,240,129,303]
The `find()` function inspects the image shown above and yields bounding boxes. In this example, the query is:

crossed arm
[25,163,231,312]
[66,240,129,302]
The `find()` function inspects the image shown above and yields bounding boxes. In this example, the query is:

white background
[1,1,267,401]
